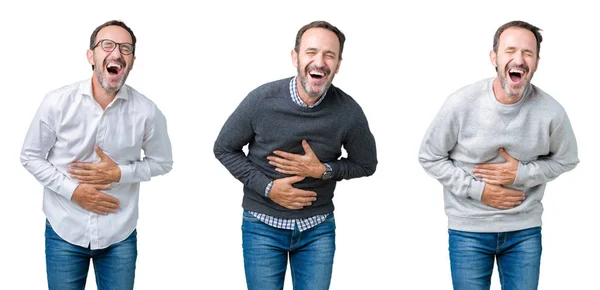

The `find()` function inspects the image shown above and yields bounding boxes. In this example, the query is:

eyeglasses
[92,39,135,55]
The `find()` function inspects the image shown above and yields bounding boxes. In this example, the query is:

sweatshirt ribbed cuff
[514,162,530,186]
[467,180,485,201]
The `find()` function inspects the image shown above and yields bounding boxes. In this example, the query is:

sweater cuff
[467,180,485,201]
[514,162,530,185]
[328,162,340,180]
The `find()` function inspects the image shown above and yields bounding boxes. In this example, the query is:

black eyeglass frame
[92,39,135,55]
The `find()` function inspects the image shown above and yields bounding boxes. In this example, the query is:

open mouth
[308,69,327,82]
[508,67,525,83]
[106,62,123,76]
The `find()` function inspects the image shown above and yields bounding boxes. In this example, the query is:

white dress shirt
[21,79,173,249]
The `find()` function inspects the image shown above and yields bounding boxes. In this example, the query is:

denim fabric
[242,210,336,290]
[449,227,542,290]
[45,220,137,290]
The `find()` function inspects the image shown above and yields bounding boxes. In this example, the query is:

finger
[490,203,510,210]
[495,204,510,210]
[293,189,317,197]
[73,177,110,184]
[498,148,514,161]
[482,178,503,185]
[100,207,115,214]
[268,159,297,168]
[302,140,315,155]
[293,199,313,207]
[101,201,119,212]
[498,200,520,209]
[93,183,112,190]
[71,174,91,180]
[506,196,525,202]
[70,163,95,170]
[473,164,500,170]
[274,168,300,175]
[69,169,95,177]
[472,168,498,175]
[268,157,298,167]
[505,191,526,199]
[272,150,301,161]
[73,175,103,182]
[296,196,317,203]
[501,201,521,209]
[271,162,300,172]
[90,206,115,215]
[286,175,306,184]
[474,172,496,180]
[95,146,108,160]
[99,193,120,206]
[77,178,109,185]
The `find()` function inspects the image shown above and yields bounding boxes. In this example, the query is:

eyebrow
[305,47,338,56]
[505,46,535,54]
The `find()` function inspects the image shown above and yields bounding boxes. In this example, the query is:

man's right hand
[71,184,120,215]
[481,183,525,210]
[269,176,317,210]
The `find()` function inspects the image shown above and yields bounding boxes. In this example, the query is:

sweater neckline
[486,78,530,126]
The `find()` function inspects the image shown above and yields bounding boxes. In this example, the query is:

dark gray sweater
[214,77,377,218]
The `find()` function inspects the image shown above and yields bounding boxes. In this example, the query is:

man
[419,20,578,290]
[20,20,173,290]
[214,20,377,290]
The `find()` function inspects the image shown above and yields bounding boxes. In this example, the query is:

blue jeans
[242,211,336,290]
[45,220,137,290]
[448,227,542,290]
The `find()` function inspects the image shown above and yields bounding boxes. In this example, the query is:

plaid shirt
[249,76,330,231]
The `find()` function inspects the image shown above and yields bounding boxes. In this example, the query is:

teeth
[107,63,122,69]
[509,68,523,74]
[309,70,324,76]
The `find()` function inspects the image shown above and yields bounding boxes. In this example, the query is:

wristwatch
[321,163,333,180]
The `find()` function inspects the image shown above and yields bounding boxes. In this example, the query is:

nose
[313,52,325,67]
[109,45,123,58]
[512,51,524,65]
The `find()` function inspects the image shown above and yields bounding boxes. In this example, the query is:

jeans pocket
[242,211,260,222]
[324,213,335,223]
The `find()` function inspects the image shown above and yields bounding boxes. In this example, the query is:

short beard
[499,73,526,99]
[94,58,130,93]
[297,61,334,98]
[299,74,330,98]
[497,63,531,99]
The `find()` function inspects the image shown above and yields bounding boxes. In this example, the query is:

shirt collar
[289,76,327,108]
[81,78,130,101]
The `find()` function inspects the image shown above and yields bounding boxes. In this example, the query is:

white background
[1,0,598,289]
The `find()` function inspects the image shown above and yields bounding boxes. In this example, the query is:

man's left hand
[267,140,325,179]
[69,146,121,184]
[473,148,519,185]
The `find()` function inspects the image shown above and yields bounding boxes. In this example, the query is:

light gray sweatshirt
[419,78,579,232]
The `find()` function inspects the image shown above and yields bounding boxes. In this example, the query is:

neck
[91,75,117,110]
[492,78,523,105]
